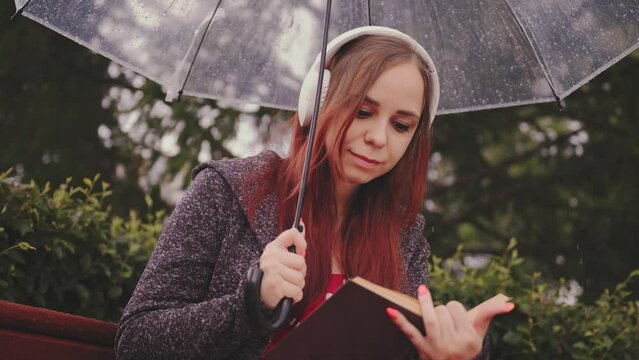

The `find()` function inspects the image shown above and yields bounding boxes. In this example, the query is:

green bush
[0,169,163,322]
[431,238,639,359]
[1,171,637,358]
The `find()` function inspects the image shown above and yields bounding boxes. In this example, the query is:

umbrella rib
[503,0,563,109]
[366,0,372,26]
[169,0,223,101]
[426,0,447,61]
[11,0,34,21]
[161,0,179,18]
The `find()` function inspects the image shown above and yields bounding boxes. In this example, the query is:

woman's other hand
[259,221,307,310]
[387,286,514,360]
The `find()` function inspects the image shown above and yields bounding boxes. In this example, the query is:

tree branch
[429,126,587,198]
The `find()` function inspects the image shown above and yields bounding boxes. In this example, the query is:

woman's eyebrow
[365,95,420,120]
[397,109,419,120]
[364,96,379,106]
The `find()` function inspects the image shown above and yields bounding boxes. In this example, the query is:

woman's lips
[349,150,381,169]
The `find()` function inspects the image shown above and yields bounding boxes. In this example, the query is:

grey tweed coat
[115,151,431,360]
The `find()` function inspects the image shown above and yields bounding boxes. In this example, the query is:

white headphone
[297,26,440,128]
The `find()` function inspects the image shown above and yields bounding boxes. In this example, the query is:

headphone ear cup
[298,69,331,127]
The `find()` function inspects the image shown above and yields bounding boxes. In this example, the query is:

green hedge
[0,169,163,322]
[431,239,639,359]
[1,170,637,358]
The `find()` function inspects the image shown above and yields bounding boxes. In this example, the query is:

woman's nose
[363,119,387,147]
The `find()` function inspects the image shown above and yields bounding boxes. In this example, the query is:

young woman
[115,26,513,360]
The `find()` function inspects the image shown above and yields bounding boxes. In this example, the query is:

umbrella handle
[245,249,296,334]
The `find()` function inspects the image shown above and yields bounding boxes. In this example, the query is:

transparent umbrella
[12,0,639,114]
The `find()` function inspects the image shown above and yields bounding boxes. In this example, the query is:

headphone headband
[297,26,440,127]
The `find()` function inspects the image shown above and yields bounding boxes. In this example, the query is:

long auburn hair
[248,35,432,312]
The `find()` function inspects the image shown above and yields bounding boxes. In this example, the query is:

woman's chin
[343,171,377,186]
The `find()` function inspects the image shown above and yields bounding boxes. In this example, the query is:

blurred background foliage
[0,170,163,321]
[1,174,637,358]
[431,240,639,359]
[1,1,639,355]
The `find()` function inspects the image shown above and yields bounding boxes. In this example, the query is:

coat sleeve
[115,168,267,360]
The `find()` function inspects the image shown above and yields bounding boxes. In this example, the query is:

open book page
[351,276,511,321]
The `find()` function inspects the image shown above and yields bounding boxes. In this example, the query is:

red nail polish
[418,284,428,297]
[301,251,306,258]
[386,307,398,320]
[503,303,515,313]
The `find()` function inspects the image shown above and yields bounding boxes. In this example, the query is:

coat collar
[193,151,282,250]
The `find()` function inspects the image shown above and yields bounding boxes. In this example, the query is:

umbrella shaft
[292,0,333,236]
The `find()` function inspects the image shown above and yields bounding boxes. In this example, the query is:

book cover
[265,277,423,360]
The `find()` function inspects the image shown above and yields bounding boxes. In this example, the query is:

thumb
[468,294,514,337]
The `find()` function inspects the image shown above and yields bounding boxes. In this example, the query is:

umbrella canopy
[13,0,639,115]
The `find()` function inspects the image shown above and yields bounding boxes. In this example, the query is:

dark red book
[265,277,424,360]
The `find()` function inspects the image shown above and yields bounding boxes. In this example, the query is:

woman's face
[327,61,425,186]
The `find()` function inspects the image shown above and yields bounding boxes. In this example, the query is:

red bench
[0,300,116,360]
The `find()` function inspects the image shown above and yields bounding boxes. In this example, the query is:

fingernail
[417,284,428,297]
[301,250,306,258]
[503,303,515,313]
[386,307,398,320]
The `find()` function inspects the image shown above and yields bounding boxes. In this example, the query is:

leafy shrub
[0,169,163,322]
[1,170,637,358]
[431,239,639,359]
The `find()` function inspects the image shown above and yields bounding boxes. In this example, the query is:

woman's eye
[356,109,373,118]
[392,120,410,133]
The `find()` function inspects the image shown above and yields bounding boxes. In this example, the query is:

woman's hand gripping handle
[245,220,307,333]
[259,222,307,309]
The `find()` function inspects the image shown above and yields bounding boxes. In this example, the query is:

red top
[261,274,347,357]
